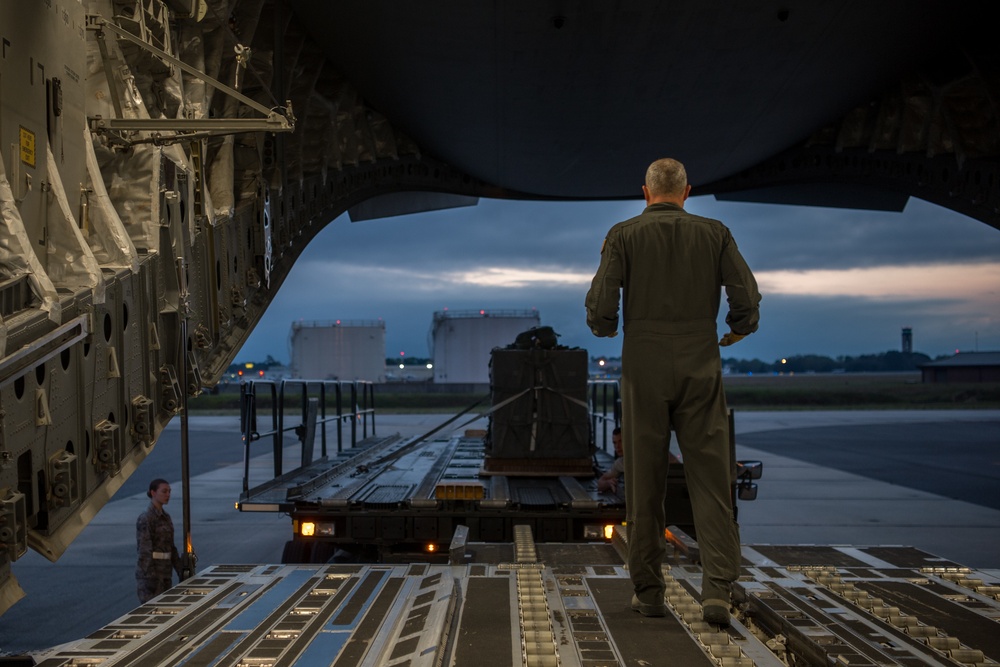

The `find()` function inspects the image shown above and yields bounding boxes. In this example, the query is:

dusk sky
[237,194,1000,366]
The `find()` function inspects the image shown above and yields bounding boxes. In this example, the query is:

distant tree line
[226,355,283,374]
[721,351,943,374]
[589,351,948,374]
[237,351,947,376]
[386,357,432,366]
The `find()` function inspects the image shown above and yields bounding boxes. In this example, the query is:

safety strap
[450,385,590,434]
[372,385,591,467]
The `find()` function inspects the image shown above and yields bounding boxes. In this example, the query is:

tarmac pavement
[1,409,998,655]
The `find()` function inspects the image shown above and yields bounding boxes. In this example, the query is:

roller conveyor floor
[33,530,1000,667]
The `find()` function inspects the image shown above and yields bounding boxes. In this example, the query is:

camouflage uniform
[586,202,760,610]
[136,503,181,603]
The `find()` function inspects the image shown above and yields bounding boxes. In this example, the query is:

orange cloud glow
[756,262,1000,300]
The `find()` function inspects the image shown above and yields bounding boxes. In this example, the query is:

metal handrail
[588,380,621,454]
[239,378,613,495]
[239,379,376,495]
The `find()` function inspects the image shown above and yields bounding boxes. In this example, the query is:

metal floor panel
[857,579,1000,662]
[32,543,1000,667]
[587,577,716,667]
[453,576,514,667]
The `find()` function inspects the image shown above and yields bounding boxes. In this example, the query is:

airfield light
[399,364,405,369]
[300,521,316,537]
[336,319,341,325]
[781,358,787,364]
[598,359,606,367]
[480,309,485,315]
[245,362,254,369]
[584,524,618,540]
[237,370,243,376]
[426,363,433,369]
[425,543,437,553]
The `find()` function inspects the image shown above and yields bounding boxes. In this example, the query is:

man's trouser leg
[622,333,672,605]
[672,338,741,605]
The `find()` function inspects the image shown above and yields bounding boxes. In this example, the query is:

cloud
[445,266,594,287]
[239,194,1000,366]
[304,198,633,273]
[732,293,996,361]
[689,196,1000,271]
[758,262,1000,301]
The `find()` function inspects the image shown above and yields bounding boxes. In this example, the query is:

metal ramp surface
[32,538,1000,667]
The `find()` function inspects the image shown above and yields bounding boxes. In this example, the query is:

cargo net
[484,327,593,476]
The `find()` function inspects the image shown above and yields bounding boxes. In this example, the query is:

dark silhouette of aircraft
[283,1,997,228]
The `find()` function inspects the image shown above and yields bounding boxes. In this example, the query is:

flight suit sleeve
[719,231,761,336]
[585,231,624,337]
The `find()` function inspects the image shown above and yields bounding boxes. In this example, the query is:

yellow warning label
[19,126,36,168]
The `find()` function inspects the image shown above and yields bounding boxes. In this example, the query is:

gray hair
[645,158,688,197]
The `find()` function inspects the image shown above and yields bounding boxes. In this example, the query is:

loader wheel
[281,539,312,564]
[309,542,337,564]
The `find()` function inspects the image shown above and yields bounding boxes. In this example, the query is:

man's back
[614,203,729,326]
[587,202,758,337]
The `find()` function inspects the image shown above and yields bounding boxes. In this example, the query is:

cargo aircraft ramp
[30,527,1000,667]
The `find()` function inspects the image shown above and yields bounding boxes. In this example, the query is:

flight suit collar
[643,202,684,214]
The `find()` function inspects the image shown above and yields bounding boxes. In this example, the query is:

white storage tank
[289,320,386,382]
[431,309,541,384]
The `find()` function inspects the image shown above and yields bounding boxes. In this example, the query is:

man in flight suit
[585,158,760,626]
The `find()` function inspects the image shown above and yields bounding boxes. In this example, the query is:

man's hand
[597,476,619,494]
[719,331,746,347]
[590,328,618,338]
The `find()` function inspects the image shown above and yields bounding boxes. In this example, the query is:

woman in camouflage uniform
[136,478,181,603]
